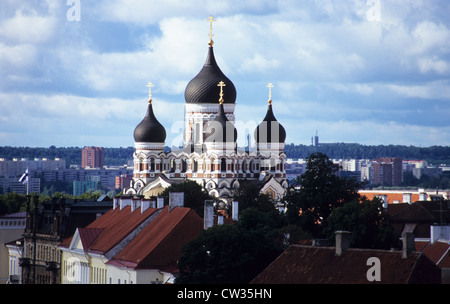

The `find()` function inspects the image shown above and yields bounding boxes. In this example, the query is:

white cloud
[0,8,58,45]
[388,81,450,100]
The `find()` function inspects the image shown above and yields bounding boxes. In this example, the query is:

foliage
[323,198,398,250]
[233,181,275,213]
[284,143,450,165]
[284,152,362,237]
[175,208,285,284]
[0,192,28,216]
[160,180,214,217]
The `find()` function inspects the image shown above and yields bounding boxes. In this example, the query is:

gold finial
[218,81,226,104]
[207,16,216,46]
[267,83,274,105]
[146,82,154,104]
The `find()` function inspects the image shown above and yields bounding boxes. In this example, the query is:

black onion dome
[185,46,236,104]
[204,103,237,143]
[254,104,286,144]
[133,103,166,143]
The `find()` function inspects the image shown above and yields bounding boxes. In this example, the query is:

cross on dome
[217,81,226,104]
[146,82,154,103]
[267,82,274,105]
[207,16,216,46]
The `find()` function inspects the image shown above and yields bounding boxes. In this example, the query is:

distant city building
[0,177,40,195]
[0,158,66,177]
[73,181,99,196]
[373,158,403,187]
[115,174,132,190]
[81,147,104,169]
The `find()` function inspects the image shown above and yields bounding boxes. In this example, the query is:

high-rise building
[373,158,403,186]
[81,147,104,168]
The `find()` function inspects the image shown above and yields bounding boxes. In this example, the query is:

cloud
[388,81,450,100]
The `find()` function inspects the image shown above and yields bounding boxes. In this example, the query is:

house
[250,231,441,284]
[415,225,450,284]
[18,195,112,284]
[0,211,26,284]
[59,194,203,284]
[387,200,450,238]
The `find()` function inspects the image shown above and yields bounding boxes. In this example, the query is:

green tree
[0,193,27,215]
[323,198,397,249]
[160,180,213,217]
[233,181,275,213]
[284,152,362,237]
[175,208,285,284]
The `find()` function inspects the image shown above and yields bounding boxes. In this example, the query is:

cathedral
[125,17,288,208]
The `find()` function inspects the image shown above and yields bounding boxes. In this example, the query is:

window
[221,158,226,172]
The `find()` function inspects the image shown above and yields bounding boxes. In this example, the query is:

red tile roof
[77,228,104,249]
[416,240,450,268]
[61,205,203,271]
[250,245,441,284]
[112,206,203,269]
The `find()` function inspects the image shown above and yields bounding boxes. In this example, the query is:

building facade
[125,20,288,206]
[81,147,104,169]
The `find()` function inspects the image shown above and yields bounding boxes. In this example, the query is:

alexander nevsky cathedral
[125,17,288,208]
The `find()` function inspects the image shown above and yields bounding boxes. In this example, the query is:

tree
[160,180,213,217]
[0,193,27,216]
[233,181,275,213]
[323,198,397,250]
[175,208,285,284]
[284,152,362,237]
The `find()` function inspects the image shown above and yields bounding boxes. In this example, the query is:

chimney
[141,199,152,213]
[169,192,184,212]
[419,192,427,201]
[119,196,132,210]
[204,200,214,230]
[157,197,164,208]
[335,231,351,256]
[218,215,224,225]
[402,232,415,259]
[403,193,412,204]
[232,201,239,221]
[131,197,140,212]
[430,225,450,244]
[113,197,119,210]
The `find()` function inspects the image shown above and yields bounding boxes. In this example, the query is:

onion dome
[204,82,237,143]
[184,45,236,104]
[133,87,166,143]
[254,84,286,144]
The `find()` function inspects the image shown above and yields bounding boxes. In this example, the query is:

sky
[1,0,450,149]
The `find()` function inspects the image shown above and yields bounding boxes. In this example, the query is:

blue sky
[1,0,450,148]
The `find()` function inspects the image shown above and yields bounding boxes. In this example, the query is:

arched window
[193,159,198,172]
[221,158,227,172]
[150,158,155,171]
[181,159,187,173]
[169,158,176,173]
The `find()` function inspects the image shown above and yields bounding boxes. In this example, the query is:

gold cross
[218,81,226,104]
[267,83,274,104]
[207,16,216,46]
[146,82,154,103]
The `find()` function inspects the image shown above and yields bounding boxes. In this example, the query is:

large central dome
[184,46,236,104]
